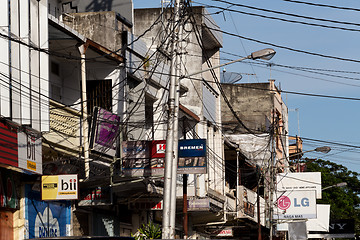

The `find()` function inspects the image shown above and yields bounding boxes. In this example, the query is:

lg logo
[278,196,291,210]
[278,195,310,210]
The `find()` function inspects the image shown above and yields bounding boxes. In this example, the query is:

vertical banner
[0,122,18,167]
[90,107,121,156]
[25,185,71,239]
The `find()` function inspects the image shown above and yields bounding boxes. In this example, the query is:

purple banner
[90,107,120,156]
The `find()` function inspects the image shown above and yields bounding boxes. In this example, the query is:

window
[86,80,112,116]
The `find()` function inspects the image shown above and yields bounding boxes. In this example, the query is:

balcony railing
[236,186,266,226]
[43,99,82,156]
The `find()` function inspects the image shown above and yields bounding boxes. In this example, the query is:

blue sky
[134,0,360,172]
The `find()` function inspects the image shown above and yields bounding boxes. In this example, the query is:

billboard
[41,175,78,200]
[122,139,207,176]
[277,204,330,232]
[25,185,71,239]
[277,172,322,199]
[90,107,120,156]
[178,139,207,174]
[18,131,42,174]
[0,121,43,174]
[273,190,317,220]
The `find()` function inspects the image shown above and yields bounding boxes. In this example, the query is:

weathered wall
[221,82,273,134]
[63,11,129,52]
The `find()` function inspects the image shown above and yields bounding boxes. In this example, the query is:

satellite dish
[221,70,243,84]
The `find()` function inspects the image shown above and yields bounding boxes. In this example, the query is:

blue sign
[25,184,71,239]
[179,139,206,157]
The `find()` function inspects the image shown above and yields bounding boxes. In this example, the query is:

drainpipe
[78,43,90,179]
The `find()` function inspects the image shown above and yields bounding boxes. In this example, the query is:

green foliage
[304,159,360,235]
[131,221,162,240]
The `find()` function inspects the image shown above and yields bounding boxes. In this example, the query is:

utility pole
[162,0,181,238]
[269,109,276,240]
[78,44,90,179]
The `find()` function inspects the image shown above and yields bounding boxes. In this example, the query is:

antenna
[221,70,243,84]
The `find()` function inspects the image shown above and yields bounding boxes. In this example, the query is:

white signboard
[277,172,322,199]
[277,204,330,232]
[18,131,42,174]
[41,175,78,200]
[273,190,317,220]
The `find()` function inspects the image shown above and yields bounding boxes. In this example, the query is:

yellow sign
[41,175,78,200]
[27,160,36,171]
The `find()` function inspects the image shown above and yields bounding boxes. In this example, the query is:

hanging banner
[89,107,121,156]
[25,185,71,239]
[41,175,78,200]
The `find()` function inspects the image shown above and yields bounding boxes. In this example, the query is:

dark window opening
[86,79,112,117]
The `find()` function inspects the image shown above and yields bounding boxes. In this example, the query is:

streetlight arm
[182,48,276,79]
[182,56,250,79]
[322,182,347,190]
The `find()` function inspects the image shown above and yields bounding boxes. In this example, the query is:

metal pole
[170,1,183,237]
[269,110,276,240]
[257,166,262,240]
[162,1,180,238]
[78,44,90,179]
[182,119,188,238]
[236,149,240,213]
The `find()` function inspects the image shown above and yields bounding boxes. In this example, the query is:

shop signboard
[277,172,322,199]
[151,140,166,158]
[273,190,317,220]
[78,186,112,206]
[41,175,78,200]
[187,197,210,211]
[18,131,42,174]
[122,141,161,177]
[0,169,18,209]
[178,139,207,174]
[215,228,233,237]
[25,185,71,239]
[0,121,43,174]
[90,107,120,156]
[129,199,163,210]
[122,139,207,176]
[0,121,18,167]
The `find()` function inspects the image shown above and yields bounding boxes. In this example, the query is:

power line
[195,1,360,32]
[210,0,360,27]
[206,26,360,64]
[282,0,360,12]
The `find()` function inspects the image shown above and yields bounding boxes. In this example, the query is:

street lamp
[182,48,276,79]
[289,146,331,172]
[289,146,332,159]
[322,182,347,191]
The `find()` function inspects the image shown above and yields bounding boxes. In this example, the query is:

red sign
[0,122,18,167]
[278,195,291,210]
[151,140,166,158]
